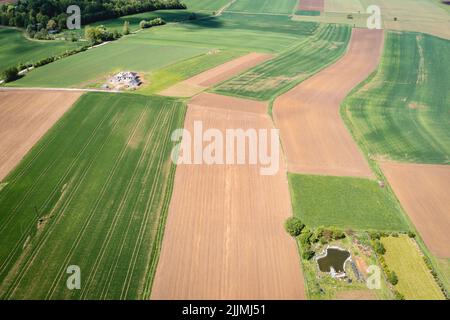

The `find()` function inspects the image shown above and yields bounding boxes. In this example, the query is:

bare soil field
[151,93,305,299]
[273,29,384,178]
[380,162,450,258]
[159,53,273,97]
[298,0,325,12]
[0,90,81,182]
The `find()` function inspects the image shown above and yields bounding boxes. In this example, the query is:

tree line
[0,0,186,30]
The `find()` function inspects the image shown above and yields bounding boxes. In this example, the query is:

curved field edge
[0,92,185,299]
[342,31,450,164]
[340,31,450,295]
[212,23,351,101]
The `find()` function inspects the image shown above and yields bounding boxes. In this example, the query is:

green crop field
[0,28,82,72]
[0,93,185,299]
[228,0,298,14]
[140,50,243,95]
[288,174,408,231]
[343,32,450,164]
[184,0,231,11]
[214,23,350,100]
[8,36,206,88]
[135,12,319,53]
[381,236,445,300]
[79,9,206,34]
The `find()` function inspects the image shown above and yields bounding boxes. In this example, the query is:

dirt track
[380,162,450,258]
[159,53,273,97]
[151,93,305,299]
[0,90,81,182]
[273,29,384,178]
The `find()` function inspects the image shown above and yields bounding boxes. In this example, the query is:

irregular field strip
[214,23,350,100]
[160,52,273,97]
[343,32,450,164]
[151,93,305,299]
[274,28,383,177]
[0,93,184,299]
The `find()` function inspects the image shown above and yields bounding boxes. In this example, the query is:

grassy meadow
[381,236,445,300]
[0,93,185,299]
[228,0,298,14]
[0,28,83,72]
[214,23,350,100]
[343,32,450,164]
[288,174,409,231]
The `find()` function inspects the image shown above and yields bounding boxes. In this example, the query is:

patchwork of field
[294,0,450,39]
[0,28,82,72]
[228,0,298,14]
[151,93,305,299]
[343,32,450,164]
[380,162,450,258]
[8,39,206,88]
[273,29,383,177]
[214,23,350,100]
[160,52,273,97]
[0,90,81,182]
[0,93,184,299]
[140,50,244,95]
[381,236,445,300]
[288,174,408,231]
[133,12,319,53]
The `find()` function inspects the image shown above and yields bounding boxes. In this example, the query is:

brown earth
[273,28,384,178]
[159,52,273,98]
[298,0,324,12]
[151,93,305,299]
[0,90,81,182]
[380,162,450,258]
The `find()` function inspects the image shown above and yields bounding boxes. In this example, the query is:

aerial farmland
[0,0,448,306]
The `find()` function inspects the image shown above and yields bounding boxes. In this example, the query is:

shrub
[139,17,166,29]
[284,217,304,237]
[302,248,315,260]
[123,21,130,35]
[393,290,405,300]
[372,240,386,255]
[387,270,399,285]
[407,231,416,238]
[2,66,19,82]
[298,227,313,247]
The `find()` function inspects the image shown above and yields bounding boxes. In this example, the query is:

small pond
[316,247,351,273]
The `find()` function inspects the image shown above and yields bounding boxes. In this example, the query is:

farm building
[107,71,141,89]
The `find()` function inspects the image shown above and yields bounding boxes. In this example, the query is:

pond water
[317,247,350,273]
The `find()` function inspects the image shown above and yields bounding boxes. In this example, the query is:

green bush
[393,290,405,300]
[2,66,19,82]
[298,227,313,246]
[372,240,386,255]
[387,270,399,285]
[284,217,304,237]
[407,231,416,238]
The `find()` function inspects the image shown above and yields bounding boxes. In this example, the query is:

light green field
[0,28,83,72]
[228,0,298,14]
[184,0,231,11]
[381,236,445,300]
[214,23,350,100]
[0,93,185,299]
[140,50,243,95]
[134,12,319,53]
[8,37,206,88]
[343,32,450,164]
[80,9,206,34]
[288,174,408,231]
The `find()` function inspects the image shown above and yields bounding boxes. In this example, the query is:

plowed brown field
[298,0,324,12]
[273,29,384,178]
[151,93,305,299]
[380,162,450,258]
[0,90,81,181]
[159,53,273,97]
